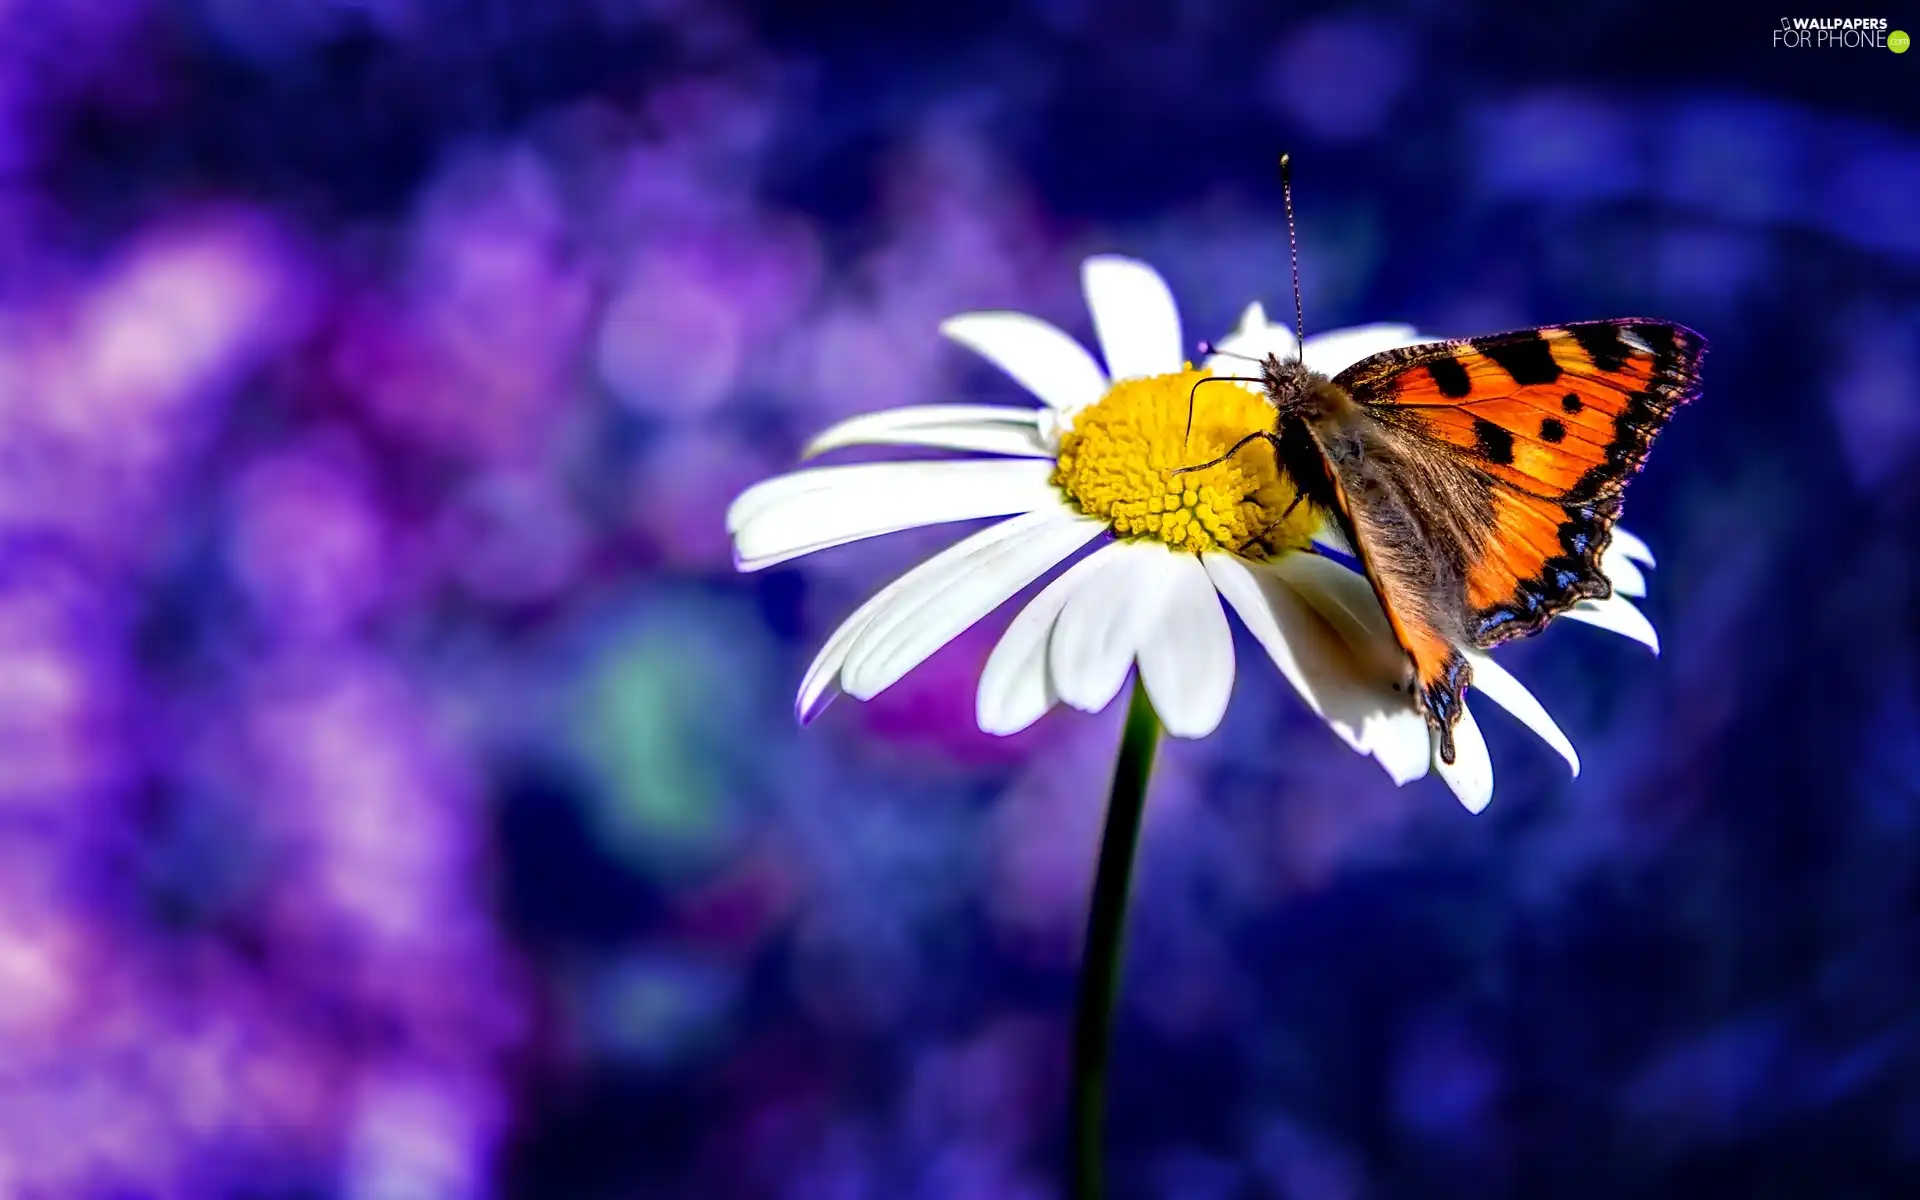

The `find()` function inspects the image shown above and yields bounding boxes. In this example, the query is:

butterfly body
[1247,319,1706,764]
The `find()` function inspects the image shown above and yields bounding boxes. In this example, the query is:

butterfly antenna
[1185,375,1264,447]
[1196,340,1262,366]
[1279,153,1306,363]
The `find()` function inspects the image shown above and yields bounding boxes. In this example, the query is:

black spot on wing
[1631,322,1679,366]
[1472,418,1515,465]
[1539,417,1566,443]
[1566,389,1671,505]
[1569,323,1631,373]
[1559,325,1703,506]
[1465,324,1704,650]
[1479,332,1563,386]
[1561,393,1583,413]
[1557,516,1596,557]
[1425,356,1472,398]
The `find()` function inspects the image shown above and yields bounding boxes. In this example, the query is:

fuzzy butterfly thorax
[1258,354,1349,424]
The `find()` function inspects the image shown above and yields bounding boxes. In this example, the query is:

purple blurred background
[0,1,1916,1196]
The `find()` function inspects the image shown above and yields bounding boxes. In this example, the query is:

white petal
[1082,256,1184,383]
[730,459,991,533]
[1299,324,1431,377]
[1204,553,1430,785]
[731,460,1058,571]
[1049,541,1173,714]
[1204,318,1435,384]
[1224,299,1292,349]
[810,422,1051,459]
[1462,649,1580,776]
[940,312,1109,412]
[802,405,1048,459]
[1135,551,1235,738]
[1601,541,1648,598]
[839,509,1106,701]
[1563,593,1660,654]
[1259,553,1432,783]
[975,545,1121,735]
[1609,526,1657,567]
[1203,555,1317,703]
[1034,407,1067,450]
[1434,704,1493,814]
[797,585,892,725]
[796,515,1044,723]
[1265,553,1399,670]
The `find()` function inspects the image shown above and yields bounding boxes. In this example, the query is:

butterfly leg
[1171,431,1279,475]
[1243,489,1311,557]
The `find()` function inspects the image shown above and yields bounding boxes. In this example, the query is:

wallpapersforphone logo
[1773,16,1907,49]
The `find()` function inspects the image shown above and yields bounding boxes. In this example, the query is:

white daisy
[727,256,1663,812]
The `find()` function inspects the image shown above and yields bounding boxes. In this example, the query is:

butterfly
[1186,161,1705,765]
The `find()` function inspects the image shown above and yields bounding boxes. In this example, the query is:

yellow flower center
[1051,367,1316,557]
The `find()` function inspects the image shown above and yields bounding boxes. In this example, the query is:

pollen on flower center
[1050,367,1318,558]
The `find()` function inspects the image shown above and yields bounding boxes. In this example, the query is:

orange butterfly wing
[1337,319,1704,645]
[1327,319,1705,758]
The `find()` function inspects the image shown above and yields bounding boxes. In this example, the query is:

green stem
[1069,677,1162,1200]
